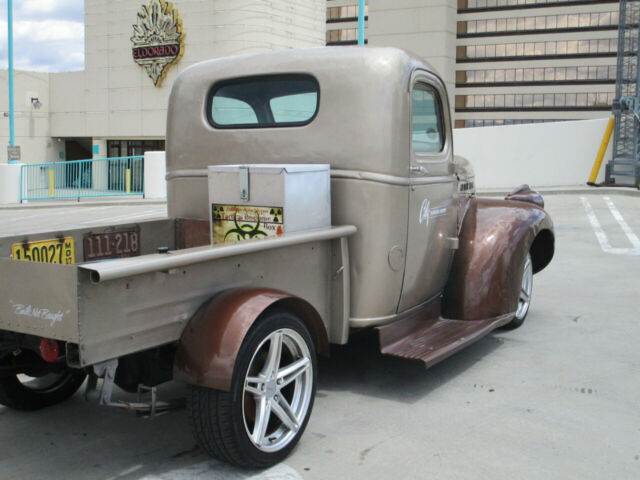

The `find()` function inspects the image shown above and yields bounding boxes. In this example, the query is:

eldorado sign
[131,0,185,87]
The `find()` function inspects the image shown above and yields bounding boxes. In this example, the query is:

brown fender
[173,287,329,391]
[504,184,545,208]
[442,196,554,321]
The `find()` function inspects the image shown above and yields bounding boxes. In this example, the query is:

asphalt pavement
[1,193,639,479]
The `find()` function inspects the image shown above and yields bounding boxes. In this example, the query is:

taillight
[39,338,59,362]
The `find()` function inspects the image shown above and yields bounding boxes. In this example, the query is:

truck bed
[0,221,354,367]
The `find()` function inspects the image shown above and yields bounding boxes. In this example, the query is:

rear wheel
[0,369,87,411]
[187,310,317,468]
[503,253,533,330]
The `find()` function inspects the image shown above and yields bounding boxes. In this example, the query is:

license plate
[11,237,75,264]
[83,228,140,261]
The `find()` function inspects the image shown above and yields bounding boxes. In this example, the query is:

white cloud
[13,20,84,42]
[0,0,84,72]
[18,0,84,22]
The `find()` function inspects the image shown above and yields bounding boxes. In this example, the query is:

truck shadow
[318,328,504,404]
[0,384,306,480]
[0,331,504,480]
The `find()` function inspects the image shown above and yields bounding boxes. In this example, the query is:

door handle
[410,165,428,175]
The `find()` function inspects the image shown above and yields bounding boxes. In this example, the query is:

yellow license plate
[11,237,75,264]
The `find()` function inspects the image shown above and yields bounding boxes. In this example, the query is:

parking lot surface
[1,193,639,479]
[0,203,167,237]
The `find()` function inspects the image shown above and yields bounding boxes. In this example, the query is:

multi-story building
[455,0,619,127]
[327,0,620,127]
[0,0,623,166]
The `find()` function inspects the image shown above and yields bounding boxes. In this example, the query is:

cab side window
[412,83,444,153]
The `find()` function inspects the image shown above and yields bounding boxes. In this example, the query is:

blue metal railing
[20,156,144,202]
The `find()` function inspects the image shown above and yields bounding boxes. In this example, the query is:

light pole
[357,0,365,46]
[7,0,17,163]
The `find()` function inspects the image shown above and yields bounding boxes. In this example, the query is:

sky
[0,0,84,72]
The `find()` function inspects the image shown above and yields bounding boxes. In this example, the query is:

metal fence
[20,156,144,201]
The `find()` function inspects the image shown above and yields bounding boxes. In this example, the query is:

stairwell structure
[607,0,640,187]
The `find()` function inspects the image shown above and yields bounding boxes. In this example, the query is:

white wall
[50,0,327,139]
[0,164,21,203]
[144,151,166,199]
[368,0,457,110]
[453,117,613,189]
[0,70,64,164]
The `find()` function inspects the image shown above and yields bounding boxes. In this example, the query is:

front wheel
[187,310,317,468]
[503,253,533,330]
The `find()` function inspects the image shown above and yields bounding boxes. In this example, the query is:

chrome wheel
[187,310,317,467]
[242,328,313,453]
[515,253,533,321]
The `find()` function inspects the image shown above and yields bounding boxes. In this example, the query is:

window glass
[210,75,319,128]
[211,97,257,126]
[270,93,318,123]
[412,84,444,153]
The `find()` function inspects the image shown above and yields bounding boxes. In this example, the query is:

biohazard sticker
[212,204,284,244]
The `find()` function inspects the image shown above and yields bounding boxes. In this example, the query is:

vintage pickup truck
[0,47,554,468]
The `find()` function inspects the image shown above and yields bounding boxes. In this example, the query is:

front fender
[442,197,554,321]
[173,287,328,391]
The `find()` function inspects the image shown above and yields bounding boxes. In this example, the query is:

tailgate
[0,258,79,342]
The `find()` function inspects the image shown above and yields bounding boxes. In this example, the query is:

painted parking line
[580,196,640,256]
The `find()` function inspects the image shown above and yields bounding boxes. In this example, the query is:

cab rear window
[208,74,319,128]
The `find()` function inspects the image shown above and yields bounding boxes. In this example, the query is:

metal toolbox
[208,164,331,244]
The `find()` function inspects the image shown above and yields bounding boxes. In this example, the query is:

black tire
[0,369,87,411]
[187,310,317,468]
[502,253,533,330]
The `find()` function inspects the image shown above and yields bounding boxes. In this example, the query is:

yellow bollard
[125,168,131,194]
[48,170,55,197]
[588,117,615,185]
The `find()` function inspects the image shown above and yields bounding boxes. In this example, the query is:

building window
[107,140,165,158]
[456,91,615,110]
[327,4,368,21]
[457,65,616,84]
[457,119,575,128]
[457,37,617,61]
[326,0,367,45]
[459,0,618,10]
[460,11,618,35]
[326,29,358,43]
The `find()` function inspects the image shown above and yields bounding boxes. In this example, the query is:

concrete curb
[0,186,637,210]
[0,198,167,210]
[477,186,640,198]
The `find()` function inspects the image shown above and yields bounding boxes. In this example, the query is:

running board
[377,311,513,368]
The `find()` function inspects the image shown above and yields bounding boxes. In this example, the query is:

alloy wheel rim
[242,328,313,452]
[516,254,533,320]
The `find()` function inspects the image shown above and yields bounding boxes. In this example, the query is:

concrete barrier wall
[0,164,22,204]
[453,118,612,189]
[144,151,167,199]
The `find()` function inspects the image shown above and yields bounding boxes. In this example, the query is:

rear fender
[442,197,554,321]
[173,288,328,391]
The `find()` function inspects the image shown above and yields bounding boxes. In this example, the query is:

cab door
[398,71,458,312]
